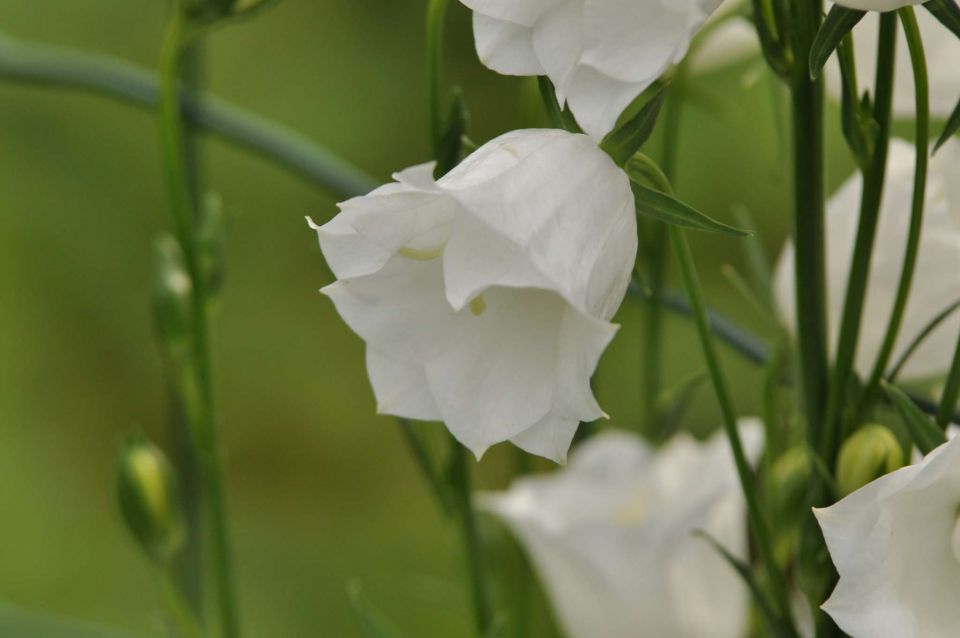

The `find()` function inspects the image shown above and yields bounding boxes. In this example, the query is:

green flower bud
[768,445,812,529]
[152,234,193,359]
[836,424,904,497]
[116,435,186,564]
[197,192,226,299]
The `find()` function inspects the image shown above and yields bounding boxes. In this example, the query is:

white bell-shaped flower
[482,421,763,638]
[825,9,960,118]
[774,137,960,382]
[309,129,637,462]
[835,0,922,11]
[816,433,960,637]
[459,0,727,139]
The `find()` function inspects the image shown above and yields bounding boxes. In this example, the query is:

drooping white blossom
[834,0,922,11]
[309,129,637,463]
[816,433,960,637]
[774,137,960,382]
[482,421,763,638]
[459,0,728,139]
[825,8,960,118]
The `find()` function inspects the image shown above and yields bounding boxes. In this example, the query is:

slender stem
[788,0,829,447]
[857,7,929,418]
[668,226,795,634]
[0,29,376,198]
[450,444,493,636]
[821,13,897,462]
[161,570,207,638]
[426,0,450,154]
[158,11,240,638]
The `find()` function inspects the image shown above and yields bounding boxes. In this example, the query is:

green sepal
[197,192,227,299]
[346,580,404,638]
[652,371,708,441]
[837,37,878,166]
[934,94,960,153]
[881,380,947,455]
[434,86,470,178]
[627,169,751,236]
[600,84,669,166]
[537,76,581,134]
[152,234,193,359]
[924,0,960,41]
[809,6,866,80]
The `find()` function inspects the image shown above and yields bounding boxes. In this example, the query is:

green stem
[821,12,897,462]
[161,570,207,638]
[426,0,450,154]
[158,11,239,638]
[857,7,929,418]
[0,29,376,198]
[668,225,795,635]
[789,0,829,448]
[450,444,493,636]
[938,337,960,428]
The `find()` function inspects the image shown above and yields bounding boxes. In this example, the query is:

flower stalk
[157,7,239,638]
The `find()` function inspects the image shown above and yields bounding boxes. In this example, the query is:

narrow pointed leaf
[881,381,947,455]
[629,182,751,236]
[346,580,404,638]
[654,371,708,441]
[601,84,669,166]
[934,94,960,152]
[924,0,960,41]
[810,6,866,80]
[435,86,470,177]
[537,76,581,134]
[693,531,792,638]
[888,298,960,382]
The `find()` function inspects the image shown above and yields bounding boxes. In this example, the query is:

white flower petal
[688,17,759,75]
[510,414,580,464]
[443,130,636,317]
[365,348,441,421]
[459,0,564,28]
[825,8,960,119]
[473,13,544,75]
[531,1,584,102]
[834,0,922,10]
[774,138,960,381]
[563,65,653,141]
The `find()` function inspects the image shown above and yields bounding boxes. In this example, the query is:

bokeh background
[0,1,863,636]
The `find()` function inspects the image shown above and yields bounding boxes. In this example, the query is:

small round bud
[116,435,186,564]
[152,234,194,357]
[768,445,811,529]
[836,424,904,497]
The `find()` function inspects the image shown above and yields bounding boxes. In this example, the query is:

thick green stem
[857,7,929,418]
[789,0,829,448]
[822,13,897,462]
[450,444,493,636]
[668,226,796,635]
[158,11,239,638]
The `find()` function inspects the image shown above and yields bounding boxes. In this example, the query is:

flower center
[951,510,960,566]
[614,490,648,526]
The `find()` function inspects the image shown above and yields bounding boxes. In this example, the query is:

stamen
[398,246,444,261]
[469,294,487,317]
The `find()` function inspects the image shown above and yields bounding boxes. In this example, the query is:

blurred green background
[0,1,859,636]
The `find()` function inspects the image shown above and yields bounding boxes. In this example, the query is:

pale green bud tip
[836,424,904,498]
[116,435,185,564]
[152,234,193,350]
[768,445,811,525]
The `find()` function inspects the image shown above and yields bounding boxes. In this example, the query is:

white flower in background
[774,137,960,381]
[834,0,922,11]
[825,9,960,118]
[459,0,728,139]
[309,129,636,463]
[815,434,960,637]
[483,421,763,638]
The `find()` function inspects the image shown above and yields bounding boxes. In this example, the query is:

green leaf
[692,531,793,638]
[881,380,947,455]
[924,0,960,41]
[0,606,141,638]
[629,181,751,236]
[600,84,669,166]
[346,580,404,638]
[809,5,866,80]
[934,94,960,152]
[837,36,878,166]
[653,371,708,441]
